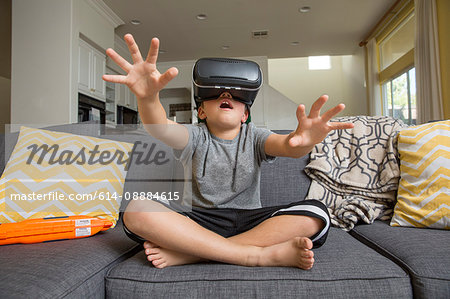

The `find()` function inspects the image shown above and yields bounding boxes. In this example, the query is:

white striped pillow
[0,126,134,227]
[391,120,450,229]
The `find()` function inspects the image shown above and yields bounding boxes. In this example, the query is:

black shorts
[123,200,330,248]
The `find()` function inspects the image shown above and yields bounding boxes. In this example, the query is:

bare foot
[258,237,315,270]
[143,237,315,270]
[143,241,204,268]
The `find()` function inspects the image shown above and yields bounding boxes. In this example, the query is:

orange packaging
[0,215,113,245]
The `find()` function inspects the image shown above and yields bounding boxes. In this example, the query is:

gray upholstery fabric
[351,221,450,299]
[0,219,140,299]
[260,155,311,207]
[0,132,14,174]
[0,131,20,176]
[106,227,412,298]
[101,133,185,212]
[260,130,311,207]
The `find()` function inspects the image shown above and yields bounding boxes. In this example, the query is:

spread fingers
[105,48,132,73]
[309,95,328,118]
[146,37,160,65]
[102,74,127,84]
[124,33,144,63]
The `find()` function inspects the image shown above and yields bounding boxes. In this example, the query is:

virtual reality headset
[193,58,263,108]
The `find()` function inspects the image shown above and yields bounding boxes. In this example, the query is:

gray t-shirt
[175,122,274,209]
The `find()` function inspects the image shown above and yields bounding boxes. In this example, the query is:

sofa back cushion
[100,133,185,212]
[0,132,17,175]
[260,130,311,207]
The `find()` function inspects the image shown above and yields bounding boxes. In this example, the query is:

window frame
[381,67,416,125]
[375,4,415,123]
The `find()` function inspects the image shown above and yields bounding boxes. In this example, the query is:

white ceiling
[104,0,394,62]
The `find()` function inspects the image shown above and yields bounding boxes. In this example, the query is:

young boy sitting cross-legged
[103,34,353,270]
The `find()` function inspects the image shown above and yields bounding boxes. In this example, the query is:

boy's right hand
[102,34,178,102]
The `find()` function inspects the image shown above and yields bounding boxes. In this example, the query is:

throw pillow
[390,120,449,229]
[0,126,134,227]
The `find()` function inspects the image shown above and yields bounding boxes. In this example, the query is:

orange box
[0,215,113,245]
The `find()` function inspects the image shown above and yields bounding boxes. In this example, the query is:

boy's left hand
[288,95,354,148]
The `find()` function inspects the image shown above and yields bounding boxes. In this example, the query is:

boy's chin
[209,118,243,129]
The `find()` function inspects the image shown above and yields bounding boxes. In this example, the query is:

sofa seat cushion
[351,220,450,298]
[0,219,140,299]
[106,228,412,298]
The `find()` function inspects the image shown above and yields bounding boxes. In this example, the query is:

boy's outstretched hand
[103,34,188,149]
[265,95,354,158]
[288,95,354,148]
[102,34,178,101]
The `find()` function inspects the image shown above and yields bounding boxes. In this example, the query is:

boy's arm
[102,34,188,150]
[265,95,354,158]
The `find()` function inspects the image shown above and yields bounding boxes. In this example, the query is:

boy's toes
[296,237,313,250]
[299,256,315,270]
[303,258,314,270]
[147,251,161,262]
[145,247,160,255]
[143,241,158,249]
[152,259,167,268]
[300,250,314,259]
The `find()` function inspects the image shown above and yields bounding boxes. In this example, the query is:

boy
[103,34,353,270]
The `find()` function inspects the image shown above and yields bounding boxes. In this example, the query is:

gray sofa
[0,127,449,299]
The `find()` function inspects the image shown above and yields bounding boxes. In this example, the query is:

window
[308,56,331,70]
[382,67,416,125]
[379,13,415,71]
[377,7,416,125]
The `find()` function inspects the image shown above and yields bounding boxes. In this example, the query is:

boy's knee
[122,208,135,229]
[122,205,142,234]
[302,216,325,235]
[314,216,326,232]
[123,199,151,233]
[122,199,171,234]
[289,215,327,239]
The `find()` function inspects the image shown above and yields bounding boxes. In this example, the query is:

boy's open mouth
[220,99,233,110]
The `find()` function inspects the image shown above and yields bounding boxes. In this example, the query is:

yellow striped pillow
[391,120,450,229]
[0,126,134,227]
